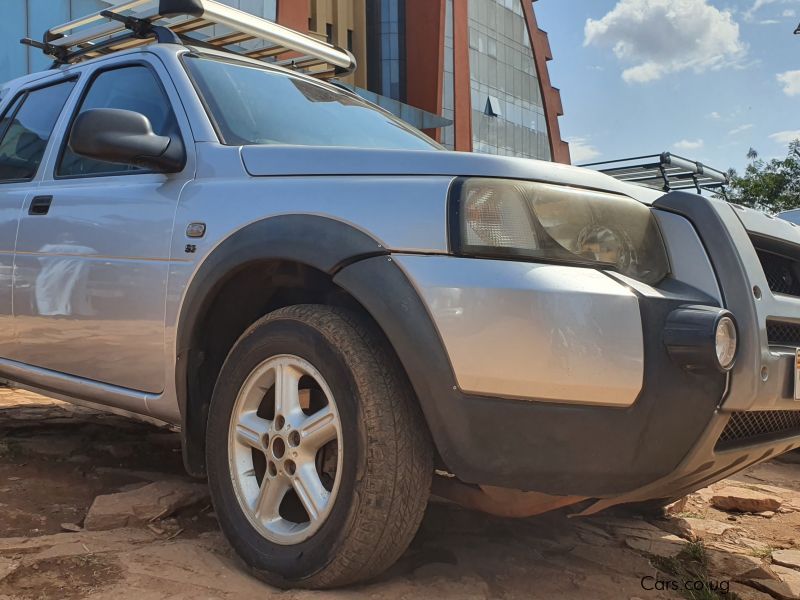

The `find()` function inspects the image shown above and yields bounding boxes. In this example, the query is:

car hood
[733,203,800,247]
[240,146,664,204]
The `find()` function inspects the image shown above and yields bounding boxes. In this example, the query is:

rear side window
[58,65,180,177]
[0,96,24,143]
[0,81,76,183]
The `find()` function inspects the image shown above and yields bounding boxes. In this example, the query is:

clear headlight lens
[452,178,670,285]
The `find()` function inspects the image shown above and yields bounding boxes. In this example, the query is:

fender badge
[186,222,206,238]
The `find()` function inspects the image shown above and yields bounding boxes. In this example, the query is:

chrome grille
[717,411,800,447]
[767,321,800,347]
[755,249,800,297]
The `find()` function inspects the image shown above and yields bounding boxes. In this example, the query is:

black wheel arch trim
[175,214,387,476]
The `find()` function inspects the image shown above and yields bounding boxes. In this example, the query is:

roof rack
[20,0,356,79]
[581,152,729,195]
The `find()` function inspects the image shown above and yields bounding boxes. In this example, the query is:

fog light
[664,306,738,373]
[715,316,737,371]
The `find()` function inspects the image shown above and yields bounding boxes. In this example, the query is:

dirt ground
[0,387,799,600]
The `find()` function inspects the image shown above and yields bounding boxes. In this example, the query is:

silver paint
[228,354,343,545]
[394,255,644,406]
[0,188,30,359]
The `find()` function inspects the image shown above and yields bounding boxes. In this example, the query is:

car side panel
[12,176,183,393]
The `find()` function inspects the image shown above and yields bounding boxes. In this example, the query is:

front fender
[176,214,387,475]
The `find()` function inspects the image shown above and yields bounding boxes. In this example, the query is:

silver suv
[1,0,799,590]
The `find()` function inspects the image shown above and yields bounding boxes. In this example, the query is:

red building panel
[405,0,446,140]
[521,1,571,164]
[276,0,310,34]
[452,0,473,152]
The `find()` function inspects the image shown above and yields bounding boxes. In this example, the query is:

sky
[535,0,799,173]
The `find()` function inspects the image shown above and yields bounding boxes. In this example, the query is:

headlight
[450,178,670,285]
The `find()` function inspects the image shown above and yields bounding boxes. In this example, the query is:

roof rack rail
[581,152,729,195]
[20,0,356,79]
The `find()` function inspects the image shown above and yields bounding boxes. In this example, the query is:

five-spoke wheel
[228,355,342,544]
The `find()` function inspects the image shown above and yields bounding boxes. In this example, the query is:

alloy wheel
[227,354,342,545]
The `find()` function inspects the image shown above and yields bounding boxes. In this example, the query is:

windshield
[184,55,441,151]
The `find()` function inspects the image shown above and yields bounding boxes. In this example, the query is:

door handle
[28,195,53,216]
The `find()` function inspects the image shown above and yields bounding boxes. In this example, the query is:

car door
[0,79,77,359]
[12,58,193,394]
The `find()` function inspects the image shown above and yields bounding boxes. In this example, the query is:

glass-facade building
[400,0,568,161]
[467,0,551,160]
[0,0,568,163]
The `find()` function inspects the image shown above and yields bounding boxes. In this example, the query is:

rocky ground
[0,387,799,600]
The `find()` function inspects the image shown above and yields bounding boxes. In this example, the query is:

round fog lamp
[715,316,737,371]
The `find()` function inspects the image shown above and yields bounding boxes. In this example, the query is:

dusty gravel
[0,386,798,599]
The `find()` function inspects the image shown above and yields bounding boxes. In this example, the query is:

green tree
[721,139,800,214]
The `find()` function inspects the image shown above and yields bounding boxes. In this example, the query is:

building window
[485,95,502,117]
[366,0,407,102]
[263,0,277,21]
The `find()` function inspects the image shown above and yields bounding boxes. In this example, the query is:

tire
[206,304,433,589]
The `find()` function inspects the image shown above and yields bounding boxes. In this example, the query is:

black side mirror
[69,108,185,173]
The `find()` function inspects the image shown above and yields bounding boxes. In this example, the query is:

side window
[0,81,75,183]
[58,65,180,177]
[0,95,24,141]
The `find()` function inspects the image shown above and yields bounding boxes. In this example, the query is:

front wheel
[206,305,433,589]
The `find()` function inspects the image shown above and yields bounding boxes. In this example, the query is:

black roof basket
[581,152,729,195]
